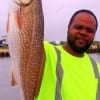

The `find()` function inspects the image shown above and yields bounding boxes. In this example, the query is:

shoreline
[0,48,100,57]
[0,48,10,57]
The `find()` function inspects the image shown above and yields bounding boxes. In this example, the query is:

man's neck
[63,43,84,57]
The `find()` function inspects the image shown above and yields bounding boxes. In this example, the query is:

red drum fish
[6,0,44,100]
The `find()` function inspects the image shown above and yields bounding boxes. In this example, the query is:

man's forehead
[73,13,96,25]
[74,12,95,20]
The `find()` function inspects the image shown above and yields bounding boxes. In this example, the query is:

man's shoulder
[43,41,54,46]
[43,41,62,58]
[43,41,61,50]
[43,41,57,55]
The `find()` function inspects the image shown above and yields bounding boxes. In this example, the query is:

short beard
[67,33,93,53]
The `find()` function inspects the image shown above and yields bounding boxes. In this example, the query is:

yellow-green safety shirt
[35,41,100,100]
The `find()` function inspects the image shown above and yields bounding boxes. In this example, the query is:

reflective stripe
[54,47,100,100]
[89,56,99,79]
[96,80,100,100]
[55,47,63,100]
[89,56,100,100]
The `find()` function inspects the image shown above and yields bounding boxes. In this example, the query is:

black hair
[68,9,98,31]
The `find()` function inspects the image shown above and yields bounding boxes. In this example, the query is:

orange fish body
[7,0,44,100]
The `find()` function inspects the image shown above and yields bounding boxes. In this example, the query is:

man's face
[67,13,97,53]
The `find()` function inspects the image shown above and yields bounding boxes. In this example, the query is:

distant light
[55,41,60,44]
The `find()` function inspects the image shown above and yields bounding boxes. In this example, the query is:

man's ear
[68,24,70,30]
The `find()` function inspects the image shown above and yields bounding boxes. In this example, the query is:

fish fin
[14,9,22,30]
[11,70,18,86]
[6,9,21,33]
[35,47,45,96]
[6,14,10,33]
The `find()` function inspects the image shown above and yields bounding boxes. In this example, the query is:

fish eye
[13,0,33,6]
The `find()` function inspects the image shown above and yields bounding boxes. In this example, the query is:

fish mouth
[13,0,33,6]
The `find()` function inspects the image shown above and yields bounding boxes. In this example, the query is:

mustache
[75,35,89,43]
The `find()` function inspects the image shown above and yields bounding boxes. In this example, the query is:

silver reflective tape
[89,56,99,79]
[96,79,100,100]
[89,56,100,100]
[55,47,63,100]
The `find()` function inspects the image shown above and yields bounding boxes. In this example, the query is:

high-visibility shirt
[35,41,100,100]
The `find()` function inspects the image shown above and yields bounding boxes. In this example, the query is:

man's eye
[74,25,82,30]
[86,28,95,33]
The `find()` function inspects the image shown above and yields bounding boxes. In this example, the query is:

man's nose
[79,29,88,36]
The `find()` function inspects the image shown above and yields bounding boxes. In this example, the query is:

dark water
[0,53,100,100]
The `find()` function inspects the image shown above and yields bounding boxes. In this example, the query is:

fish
[6,0,44,100]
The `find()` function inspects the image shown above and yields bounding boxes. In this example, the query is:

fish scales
[7,0,44,100]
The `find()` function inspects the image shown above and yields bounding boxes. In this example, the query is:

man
[35,9,100,100]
